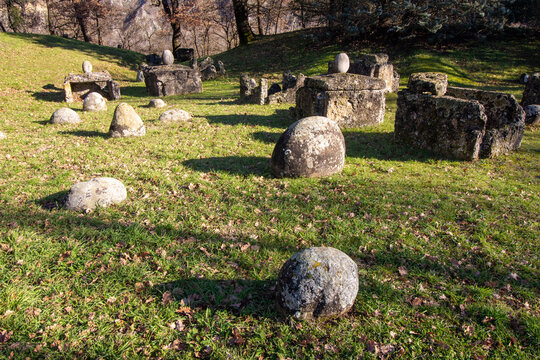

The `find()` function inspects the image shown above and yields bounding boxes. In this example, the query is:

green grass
[0,31,539,359]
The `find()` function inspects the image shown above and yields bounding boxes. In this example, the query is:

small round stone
[82,60,92,73]
[50,107,81,124]
[524,104,540,126]
[271,116,345,178]
[334,53,350,74]
[0,131,5,140]
[83,92,107,112]
[109,103,145,137]
[65,177,127,211]
[162,50,174,65]
[159,109,191,123]
[276,247,359,320]
[149,99,166,108]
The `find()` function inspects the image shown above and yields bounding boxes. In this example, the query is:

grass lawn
[0,31,538,359]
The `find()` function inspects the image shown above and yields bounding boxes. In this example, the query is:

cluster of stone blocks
[64,71,121,103]
[395,73,525,160]
[239,71,306,105]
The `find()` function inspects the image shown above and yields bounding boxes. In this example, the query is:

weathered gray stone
[408,72,448,96]
[522,73,540,106]
[334,53,350,74]
[83,92,107,112]
[392,70,400,92]
[149,99,166,108]
[199,57,214,69]
[109,103,145,137]
[50,107,81,124]
[159,109,191,123]
[216,60,226,75]
[201,65,218,81]
[64,71,120,102]
[143,65,202,97]
[82,60,92,74]
[162,50,174,65]
[240,74,257,100]
[0,131,5,140]
[395,84,525,160]
[258,78,268,105]
[524,104,540,125]
[136,70,145,82]
[348,53,397,93]
[271,116,345,178]
[65,177,127,211]
[295,73,386,128]
[276,247,359,320]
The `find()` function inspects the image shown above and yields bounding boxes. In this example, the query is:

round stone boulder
[109,103,145,137]
[83,92,107,112]
[0,131,5,140]
[524,104,540,126]
[159,109,191,123]
[149,99,166,108]
[82,60,92,73]
[50,107,81,124]
[276,247,359,320]
[271,116,345,178]
[335,53,350,74]
[65,177,127,211]
[162,50,174,65]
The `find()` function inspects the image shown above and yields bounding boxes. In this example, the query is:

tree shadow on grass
[154,278,278,319]
[205,109,292,128]
[251,131,281,144]
[120,85,149,98]
[30,84,65,102]
[59,130,109,138]
[183,156,271,177]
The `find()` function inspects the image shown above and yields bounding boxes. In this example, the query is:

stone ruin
[522,73,540,107]
[64,61,121,103]
[239,71,305,105]
[329,53,399,93]
[198,57,226,81]
[294,73,387,128]
[142,51,202,97]
[395,72,525,160]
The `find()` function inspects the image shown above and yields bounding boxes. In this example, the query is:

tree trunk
[232,0,254,45]
[76,15,90,42]
[256,0,263,35]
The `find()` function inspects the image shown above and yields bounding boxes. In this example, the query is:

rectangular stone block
[143,65,202,97]
[407,72,448,96]
[64,71,115,102]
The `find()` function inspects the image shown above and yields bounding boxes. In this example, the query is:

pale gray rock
[65,177,127,211]
[143,65,202,96]
[82,60,92,73]
[271,116,345,178]
[109,103,146,137]
[149,99,166,108]
[276,247,359,320]
[136,70,145,82]
[524,104,540,125]
[408,72,448,96]
[83,92,107,112]
[162,50,174,65]
[0,131,5,140]
[50,108,81,124]
[159,109,191,123]
[334,53,350,74]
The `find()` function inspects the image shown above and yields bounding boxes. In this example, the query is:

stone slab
[143,64,202,97]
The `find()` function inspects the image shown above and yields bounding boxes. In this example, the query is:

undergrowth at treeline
[0,31,538,359]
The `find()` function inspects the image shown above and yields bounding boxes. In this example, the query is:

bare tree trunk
[274,0,283,34]
[232,0,254,45]
[256,0,263,35]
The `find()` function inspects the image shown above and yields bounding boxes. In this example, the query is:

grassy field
[0,31,539,359]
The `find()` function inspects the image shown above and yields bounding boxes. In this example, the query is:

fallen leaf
[162,291,173,305]
[398,266,408,276]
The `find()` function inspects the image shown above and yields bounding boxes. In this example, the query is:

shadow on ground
[59,130,109,138]
[205,109,292,128]
[183,156,271,177]
[30,84,65,102]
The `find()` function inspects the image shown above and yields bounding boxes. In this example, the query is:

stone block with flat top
[64,71,121,103]
[143,64,202,97]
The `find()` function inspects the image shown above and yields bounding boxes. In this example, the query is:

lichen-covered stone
[65,177,127,211]
[271,116,345,178]
[64,71,117,102]
[149,99,166,108]
[240,74,257,100]
[83,92,106,112]
[109,103,145,138]
[524,104,540,125]
[136,70,145,82]
[50,108,81,124]
[522,73,540,106]
[408,72,448,96]
[82,60,92,73]
[268,73,306,105]
[162,50,174,65]
[276,247,359,320]
[295,74,386,128]
[348,53,397,93]
[201,65,218,81]
[334,53,350,74]
[159,109,191,123]
[143,65,202,97]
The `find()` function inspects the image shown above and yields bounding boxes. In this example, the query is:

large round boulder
[159,109,191,123]
[162,50,174,65]
[271,116,345,178]
[83,92,107,112]
[50,108,81,124]
[109,103,146,137]
[524,104,540,126]
[335,53,350,74]
[149,99,166,108]
[65,177,127,211]
[82,60,92,73]
[276,247,359,320]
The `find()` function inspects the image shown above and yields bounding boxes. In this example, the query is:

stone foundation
[395,73,525,160]
[64,71,121,103]
[294,73,387,129]
[143,65,202,97]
